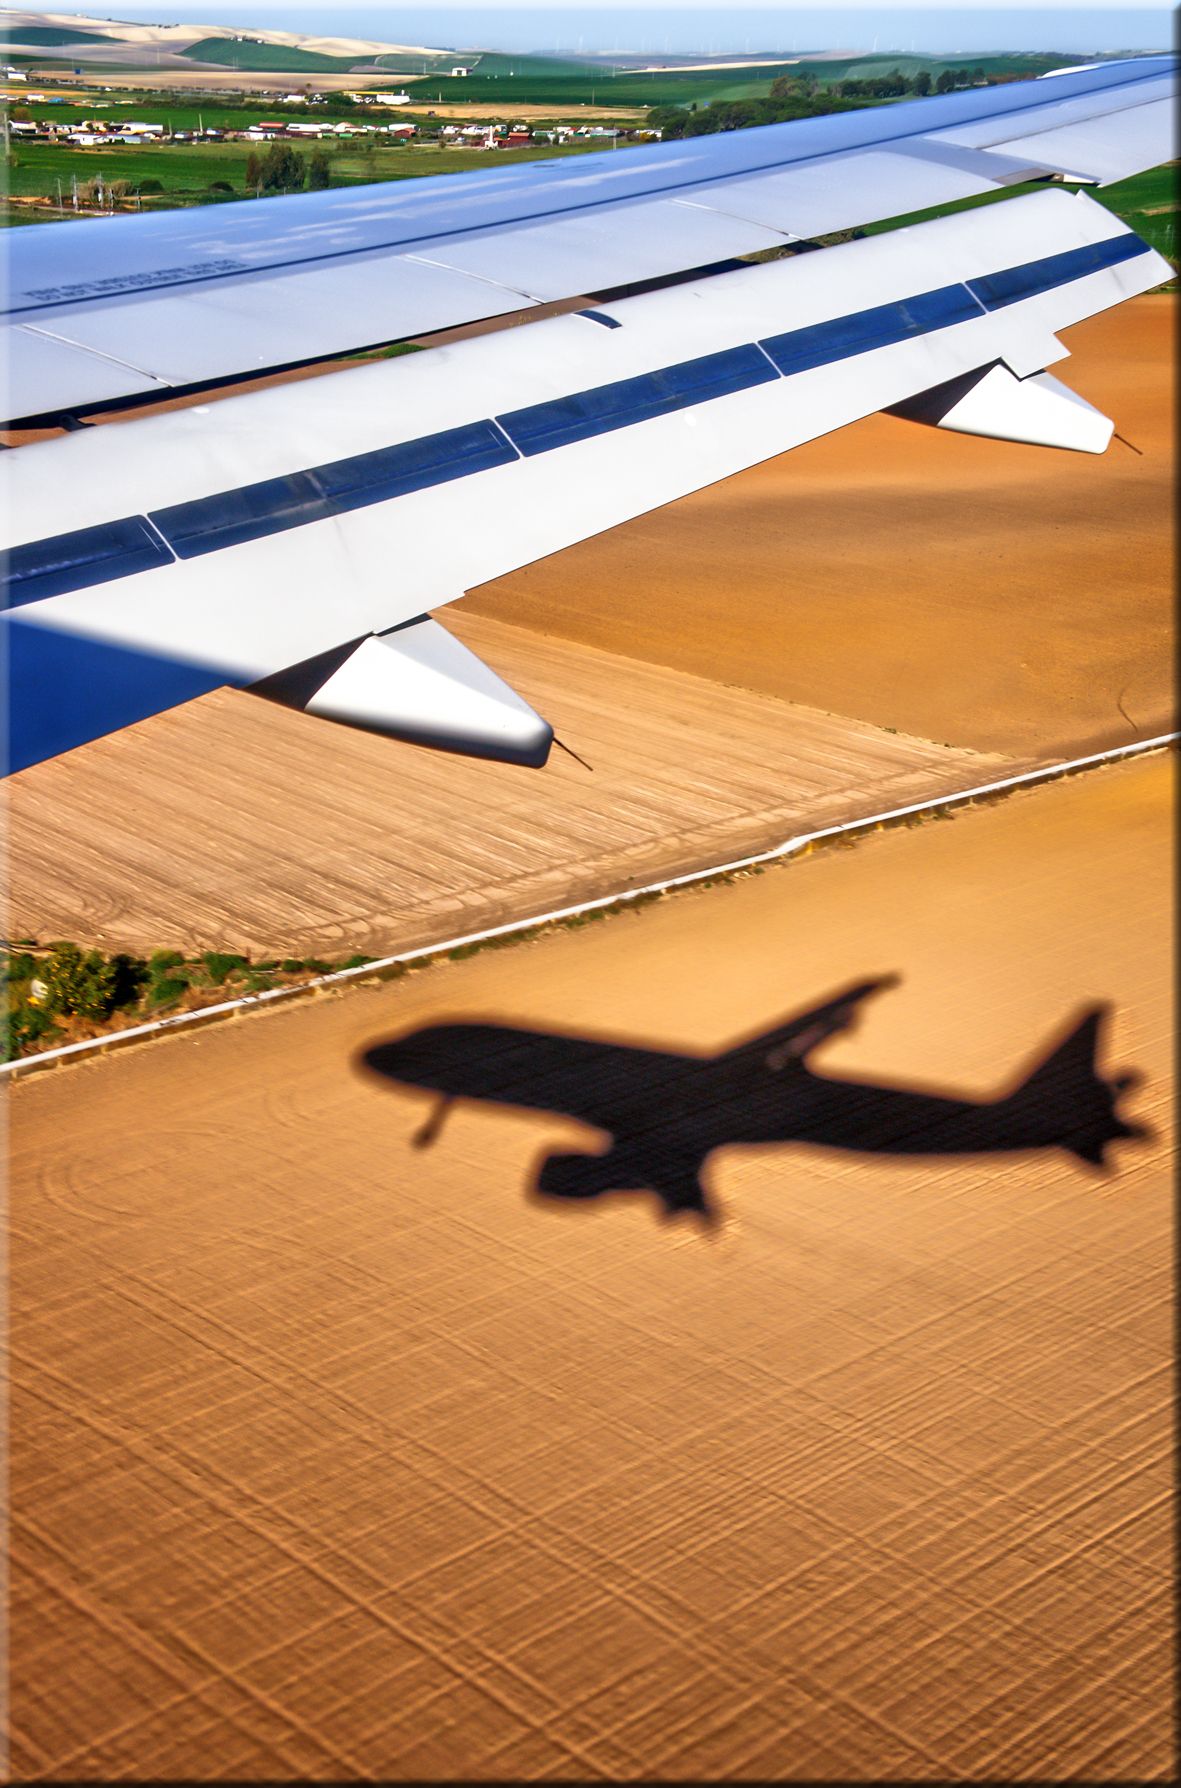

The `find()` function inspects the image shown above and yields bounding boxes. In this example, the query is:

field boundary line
[5,729,1175,1081]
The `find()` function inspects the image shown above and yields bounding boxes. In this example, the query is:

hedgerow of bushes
[1,942,375,1062]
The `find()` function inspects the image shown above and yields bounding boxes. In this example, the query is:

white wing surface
[3,178,1169,773]
[1,57,1174,422]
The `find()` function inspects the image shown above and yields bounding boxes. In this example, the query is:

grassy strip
[1,942,376,1062]
[8,743,1172,1071]
[1,135,603,211]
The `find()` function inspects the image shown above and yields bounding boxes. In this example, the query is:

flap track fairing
[254,616,553,768]
[889,362,1114,453]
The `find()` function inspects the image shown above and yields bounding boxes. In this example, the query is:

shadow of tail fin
[1008,1005,1147,1168]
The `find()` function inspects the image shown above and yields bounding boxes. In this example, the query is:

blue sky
[48,6,1177,56]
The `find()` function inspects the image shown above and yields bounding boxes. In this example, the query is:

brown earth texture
[2,284,1173,1780]
[5,750,1173,1779]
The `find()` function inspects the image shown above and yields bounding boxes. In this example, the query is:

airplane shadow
[357,977,1149,1230]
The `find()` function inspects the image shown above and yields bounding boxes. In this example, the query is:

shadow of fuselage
[358,978,1146,1227]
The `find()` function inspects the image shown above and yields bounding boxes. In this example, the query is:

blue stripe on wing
[2,234,1152,612]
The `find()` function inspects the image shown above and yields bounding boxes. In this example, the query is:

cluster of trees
[243,140,332,194]
[828,66,994,99]
[2,942,130,1058]
[1,941,376,1061]
[646,88,865,140]
[647,63,1014,139]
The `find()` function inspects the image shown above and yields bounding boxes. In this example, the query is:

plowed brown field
[5,751,1173,1780]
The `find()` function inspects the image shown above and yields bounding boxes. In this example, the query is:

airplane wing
[2,59,1175,773]
[3,56,1173,421]
[725,978,902,1071]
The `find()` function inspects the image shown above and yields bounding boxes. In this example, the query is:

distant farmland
[2,136,603,213]
[404,65,803,107]
[179,38,378,74]
[352,48,1085,110]
[0,24,122,44]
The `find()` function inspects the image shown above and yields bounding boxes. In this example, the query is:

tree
[769,74,814,101]
[645,105,690,139]
[257,141,305,193]
[245,149,261,188]
[913,70,932,97]
[935,69,955,94]
[308,148,331,190]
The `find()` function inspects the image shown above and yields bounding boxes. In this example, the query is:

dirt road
[7,750,1172,1779]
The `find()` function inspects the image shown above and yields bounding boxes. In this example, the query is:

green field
[180,37,376,74]
[2,135,603,212]
[447,51,592,78]
[797,51,1073,82]
[8,101,269,130]
[0,25,121,44]
[4,97,356,130]
[354,47,1086,110]
[401,64,806,107]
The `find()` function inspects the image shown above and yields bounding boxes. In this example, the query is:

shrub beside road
[1,941,377,1061]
